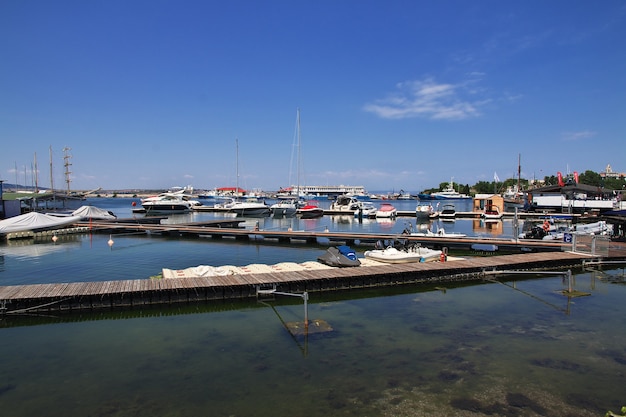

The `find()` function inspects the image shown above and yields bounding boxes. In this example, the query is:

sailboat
[271,108,306,217]
[228,139,270,216]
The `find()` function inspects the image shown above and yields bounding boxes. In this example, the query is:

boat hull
[364,246,442,264]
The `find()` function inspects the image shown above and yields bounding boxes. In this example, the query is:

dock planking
[3,249,625,314]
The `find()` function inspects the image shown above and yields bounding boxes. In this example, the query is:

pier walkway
[1,243,625,314]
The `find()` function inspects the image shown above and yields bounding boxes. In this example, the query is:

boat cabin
[473,194,504,214]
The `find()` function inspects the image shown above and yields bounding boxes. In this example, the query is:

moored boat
[297,202,324,218]
[317,245,361,267]
[269,199,303,217]
[375,202,397,218]
[364,242,442,263]
[228,198,270,216]
[482,205,503,220]
[330,195,360,211]
[0,212,83,236]
[354,201,377,218]
[439,204,457,221]
[141,192,201,214]
[415,203,436,220]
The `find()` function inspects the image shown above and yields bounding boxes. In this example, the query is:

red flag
[557,172,564,187]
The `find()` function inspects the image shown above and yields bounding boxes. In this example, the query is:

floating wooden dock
[71,219,568,252]
[1,246,625,315]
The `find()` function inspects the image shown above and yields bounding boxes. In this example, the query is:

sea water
[1,197,624,416]
[0,197,508,285]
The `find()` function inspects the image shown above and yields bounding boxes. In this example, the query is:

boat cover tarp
[0,212,82,234]
[162,265,237,278]
[72,205,117,220]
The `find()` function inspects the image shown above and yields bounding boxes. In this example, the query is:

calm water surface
[1,198,625,416]
[0,197,509,285]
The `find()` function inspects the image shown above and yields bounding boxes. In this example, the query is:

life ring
[542,220,550,232]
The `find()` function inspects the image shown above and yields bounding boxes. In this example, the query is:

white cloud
[363,77,486,120]
[561,130,597,141]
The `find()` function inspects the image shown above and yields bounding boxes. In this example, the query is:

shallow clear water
[1,198,624,416]
[1,273,625,416]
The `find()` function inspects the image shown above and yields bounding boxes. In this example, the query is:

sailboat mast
[235,139,239,198]
[517,153,521,191]
[49,146,55,193]
[34,152,39,193]
[296,108,301,197]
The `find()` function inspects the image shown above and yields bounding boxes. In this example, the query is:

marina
[2,199,626,416]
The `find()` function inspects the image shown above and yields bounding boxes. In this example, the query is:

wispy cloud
[561,130,597,141]
[363,77,489,120]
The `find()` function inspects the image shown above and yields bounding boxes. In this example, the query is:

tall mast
[517,153,521,191]
[49,146,55,193]
[296,108,301,197]
[63,146,72,195]
[235,138,239,197]
[34,152,39,193]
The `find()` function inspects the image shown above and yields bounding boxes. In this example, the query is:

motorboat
[519,219,613,240]
[376,202,397,218]
[141,192,201,213]
[330,195,360,211]
[415,203,436,220]
[354,201,377,218]
[228,198,270,216]
[482,205,503,220]
[409,226,467,238]
[439,204,456,220]
[317,245,361,267]
[0,212,83,235]
[297,202,324,218]
[364,242,442,263]
[269,199,303,217]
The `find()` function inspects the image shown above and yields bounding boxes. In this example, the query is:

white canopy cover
[72,205,117,220]
[0,212,82,234]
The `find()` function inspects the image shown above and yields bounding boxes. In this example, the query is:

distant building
[600,164,625,179]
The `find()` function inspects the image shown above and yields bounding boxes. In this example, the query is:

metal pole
[303,292,308,328]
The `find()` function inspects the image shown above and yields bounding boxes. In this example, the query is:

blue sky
[1,0,625,193]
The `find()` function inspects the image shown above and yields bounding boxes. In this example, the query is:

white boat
[364,243,442,263]
[375,202,397,218]
[431,178,471,199]
[229,198,270,216]
[297,202,324,218]
[141,192,201,213]
[416,203,436,220]
[482,205,503,220]
[573,220,612,235]
[0,212,83,235]
[410,226,466,238]
[439,204,456,220]
[354,201,377,218]
[330,195,360,211]
[269,199,302,217]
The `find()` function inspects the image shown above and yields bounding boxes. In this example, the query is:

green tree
[578,170,602,186]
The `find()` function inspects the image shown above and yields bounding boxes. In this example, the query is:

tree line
[421,170,625,195]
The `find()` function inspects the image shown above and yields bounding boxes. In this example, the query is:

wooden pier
[1,245,625,315]
[71,219,567,252]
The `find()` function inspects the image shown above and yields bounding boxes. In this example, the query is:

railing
[571,234,610,257]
